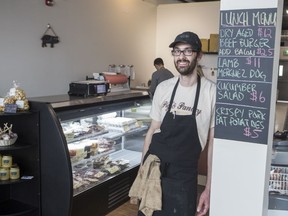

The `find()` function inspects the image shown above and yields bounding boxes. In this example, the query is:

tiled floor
[106,185,209,216]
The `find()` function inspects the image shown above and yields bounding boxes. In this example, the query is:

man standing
[149,58,174,97]
[131,31,215,216]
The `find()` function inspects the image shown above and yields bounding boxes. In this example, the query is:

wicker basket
[0,136,18,147]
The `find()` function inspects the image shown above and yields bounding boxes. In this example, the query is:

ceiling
[154,0,288,31]
[153,0,219,4]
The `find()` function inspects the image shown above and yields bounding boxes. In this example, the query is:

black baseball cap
[169,31,202,52]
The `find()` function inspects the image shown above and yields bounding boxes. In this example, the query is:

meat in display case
[29,91,151,216]
[64,111,148,196]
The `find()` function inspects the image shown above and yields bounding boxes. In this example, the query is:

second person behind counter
[149,58,174,98]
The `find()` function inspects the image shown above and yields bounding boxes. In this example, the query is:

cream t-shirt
[150,76,216,149]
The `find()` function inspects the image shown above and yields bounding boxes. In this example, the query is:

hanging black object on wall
[41,24,59,48]
[41,35,59,48]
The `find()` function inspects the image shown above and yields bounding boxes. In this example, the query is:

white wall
[156,2,220,82]
[0,1,221,98]
[0,0,157,97]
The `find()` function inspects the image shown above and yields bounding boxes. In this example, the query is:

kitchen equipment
[273,131,288,140]
[68,80,110,97]
[103,72,130,92]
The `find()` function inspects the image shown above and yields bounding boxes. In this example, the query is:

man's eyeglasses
[171,49,195,56]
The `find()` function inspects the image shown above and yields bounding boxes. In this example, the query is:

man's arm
[196,127,214,216]
[149,73,158,97]
[141,119,161,164]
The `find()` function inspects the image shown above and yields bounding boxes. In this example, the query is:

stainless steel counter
[29,90,149,109]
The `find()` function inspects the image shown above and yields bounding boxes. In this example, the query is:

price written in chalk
[243,127,262,139]
[250,90,265,103]
[215,8,277,144]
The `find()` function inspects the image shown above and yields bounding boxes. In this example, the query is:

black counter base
[71,166,138,216]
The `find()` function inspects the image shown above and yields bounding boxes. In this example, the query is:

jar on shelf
[10,165,20,180]
[0,167,10,180]
[2,155,12,168]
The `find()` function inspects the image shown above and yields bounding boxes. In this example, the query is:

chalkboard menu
[215,8,278,144]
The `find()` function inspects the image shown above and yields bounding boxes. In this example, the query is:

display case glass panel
[57,99,151,196]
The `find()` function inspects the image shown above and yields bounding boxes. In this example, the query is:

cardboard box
[209,34,219,52]
[200,39,209,52]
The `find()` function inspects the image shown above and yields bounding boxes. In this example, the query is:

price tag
[21,176,34,180]
[4,104,17,113]
[16,100,24,109]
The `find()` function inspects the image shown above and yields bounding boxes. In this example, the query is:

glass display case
[30,91,151,216]
[60,103,150,196]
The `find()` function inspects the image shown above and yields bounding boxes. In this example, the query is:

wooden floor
[106,185,209,216]
[106,201,138,216]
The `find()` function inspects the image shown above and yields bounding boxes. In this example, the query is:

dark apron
[139,76,202,216]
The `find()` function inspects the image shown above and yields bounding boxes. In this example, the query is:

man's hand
[196,187,210,216]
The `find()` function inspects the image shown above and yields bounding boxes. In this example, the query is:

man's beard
[175,57,197,76]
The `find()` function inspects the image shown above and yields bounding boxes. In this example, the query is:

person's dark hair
[154,58,164,66]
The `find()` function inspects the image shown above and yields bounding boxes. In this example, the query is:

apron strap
[168,76,201,115]
[167,78,179,112]
[192,75,201,116]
